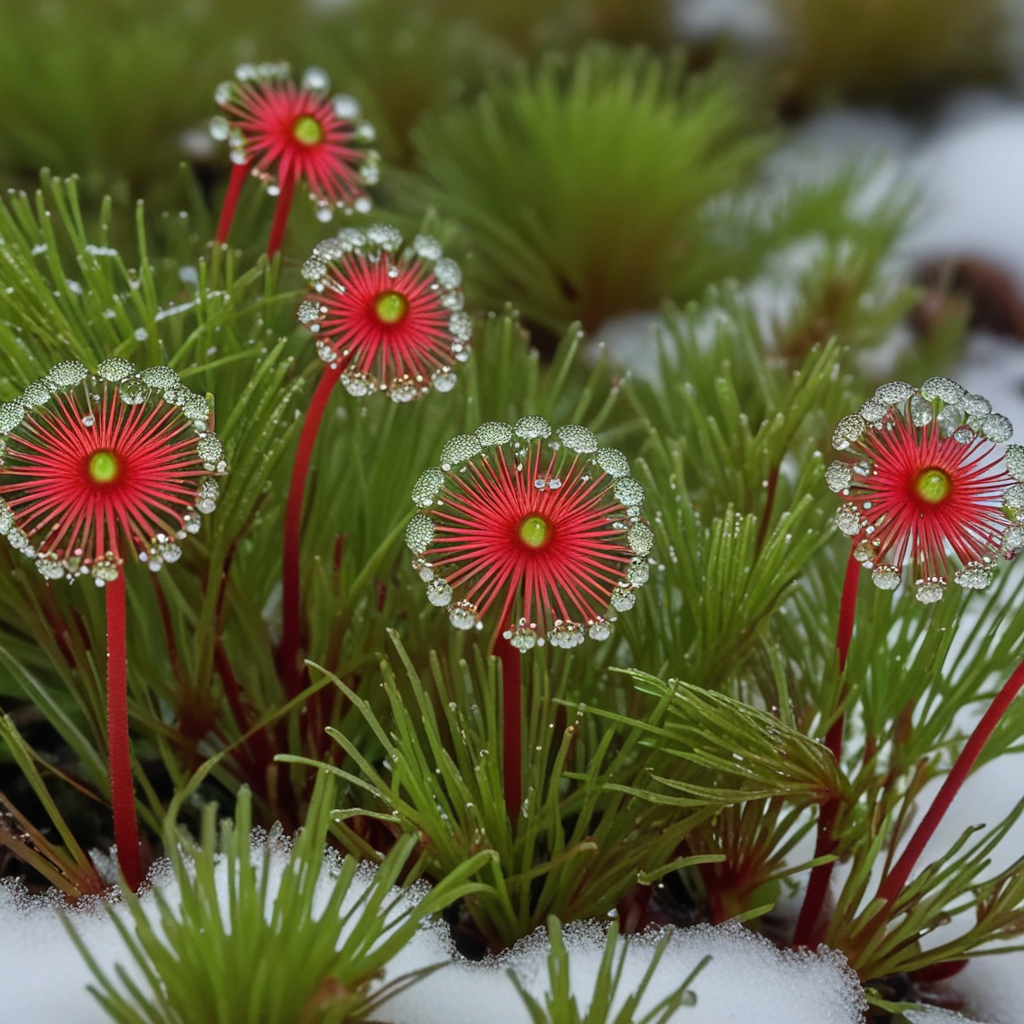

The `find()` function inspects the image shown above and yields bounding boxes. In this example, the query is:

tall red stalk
[793,547,860,946]
[876,657,1024,908]
[214,162,251,245]
[266,175,296,258]
[280,364,343,695]
[496,636,522,820]
[105,573,143,891]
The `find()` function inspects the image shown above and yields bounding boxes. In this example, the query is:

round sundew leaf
[921,376,967,404]
[475,421,513,446]
[556,424,598,453]
[874,381,915,405]
[96,357,137,382]
[411,467,445,508]
[595,447,630,478]
[825,461,853,493]
[439,434,482,468]
[981,413,1013,443]
[514,415,551,440]
[1006,444,1024,481]
[832,414,865,451]
[405,514,436,555]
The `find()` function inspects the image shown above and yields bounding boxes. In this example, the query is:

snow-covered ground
[0,842,867,1024]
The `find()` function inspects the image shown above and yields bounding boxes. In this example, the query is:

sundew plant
[0,6,1023,1023]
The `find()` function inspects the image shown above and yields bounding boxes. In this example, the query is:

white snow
[674,0,779,45]
[0,840,867,1024]
[382,919,866,1024]
[905,1009,995,1024]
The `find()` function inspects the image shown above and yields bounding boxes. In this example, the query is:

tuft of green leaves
[407,45,771,334]
[67,775,491,1024]
[511,917,708,1024]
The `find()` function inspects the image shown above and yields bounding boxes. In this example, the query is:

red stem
[105,574,142,891]
[214,162,251,245]
[280,364,342,696]
[877,656,1024,907]
[793,547,860,947]
[497,636,522,821]
[266,174,297,258]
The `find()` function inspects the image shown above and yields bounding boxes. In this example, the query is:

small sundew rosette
[211,62,379,221]
[827,376,1021,602]
[405,416,652,650]
[297,224,471,403]
[0,359,227,584]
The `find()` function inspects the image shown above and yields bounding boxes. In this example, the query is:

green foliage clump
[511,918,707,1024]
[67,777,491,1024]
[407,45,771,334]
[289,634,842,950]
[771,0,1011,105]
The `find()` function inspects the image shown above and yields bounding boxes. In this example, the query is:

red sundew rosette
[0,358,227,584]
[0,356,227,892]
[297,224,471,403]
[210,62,379,223]
[405,416,653,650]
[826,376,1022,603]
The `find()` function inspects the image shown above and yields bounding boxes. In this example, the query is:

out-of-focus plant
[771,0,1010,106]
[406,45,771,335]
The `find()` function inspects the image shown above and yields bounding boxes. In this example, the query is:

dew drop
[556,424,598,454]
[874,381,915,405]
[614,477,644,508]
[439,434,482,468]
[0,400,25,433]
[595,447,630,478]
[475,421,513,446]
[825,461,852,493]
[936,404,964,438]
[871,564,901,590]
[1006,445,1024,481]
[195,478,220,514]
[412,467,445,508]
[340,371,375,397]
[413,234,443,260]
[448,600,479,631]
[910,395,934,427]
[921,376,966,405]
[433,257,462,289]
[548,620,585,649]
[834,503,862,537]
[45,360,88,390]
[954,561,993,590]
[96,357,135,382]
[430,367,457,393]
[405,514,436,555]
[627,521,653,556]
[426,578,452,607]
[914,578,945,604]
[831,414,865,451]
[981,413,1013,443]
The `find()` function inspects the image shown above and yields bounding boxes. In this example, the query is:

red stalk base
[497,636,522,821]
[106,574,142,891]
[792,547,860,947]
[279,364,343,696]
[877,656,1024,907]
[214,162,251,246]
[266,175,296,258]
